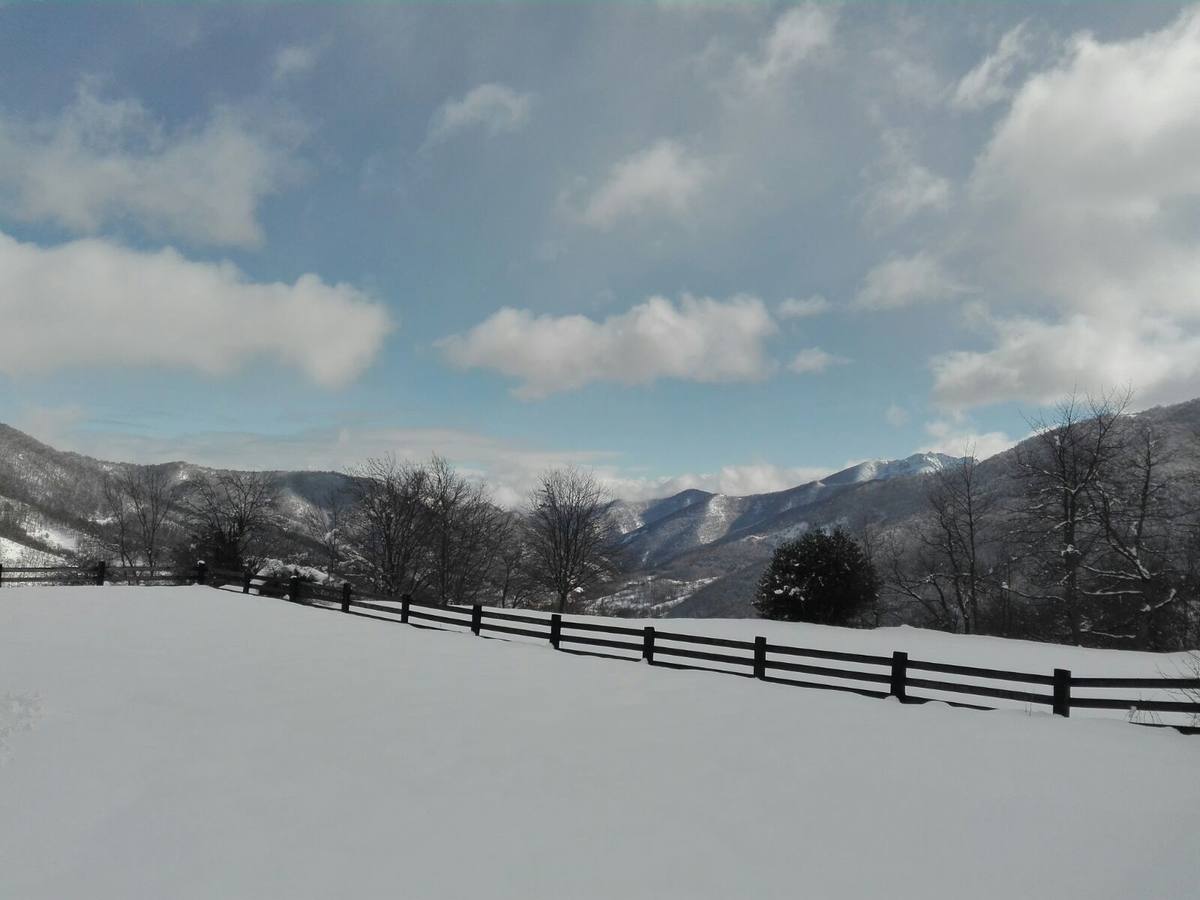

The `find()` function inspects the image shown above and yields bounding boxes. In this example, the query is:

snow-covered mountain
[592,453,966,617]
[0,423,348,563]
[822,452,959,485]
[600,399,1200,618]
[6,398,1200,620]
[608,453,962,568]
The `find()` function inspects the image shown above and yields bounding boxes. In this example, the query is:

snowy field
[3,586,1200,899]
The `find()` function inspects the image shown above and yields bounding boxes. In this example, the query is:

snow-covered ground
[0,536,65,567]
[3,586,1199,899]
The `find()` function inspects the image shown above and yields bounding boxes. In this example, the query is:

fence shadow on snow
[5,561,1199,732]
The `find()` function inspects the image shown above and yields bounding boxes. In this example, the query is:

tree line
[82,389,1200,650]
[756,392,1200,651]
[91,456,622,614]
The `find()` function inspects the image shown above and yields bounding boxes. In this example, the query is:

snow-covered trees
[754,528,879,624]
[879,391,1198,649]
[1007,392,1197,648]
[1011,392,1130,642]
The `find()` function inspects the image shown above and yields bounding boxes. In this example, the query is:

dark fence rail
[6,562,1200,729]
[0,561,195,585]
[274,576,1200,728]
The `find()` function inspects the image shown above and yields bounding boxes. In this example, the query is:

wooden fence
[0,561,190,586]
[5,561,1200,728]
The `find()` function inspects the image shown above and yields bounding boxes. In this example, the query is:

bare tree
[490,511,535,609]
[127,465,183,574]
[98,465,183,578]
[1084,421,1188,647]
[923,453,999,634]
[524,467,620,613]
[301,488,351,575]
[422,456,503,606]
[344,455,429,597]
[180,470,280,571]
[99,472,137,574]
[1011,390,1131,642]
[848,513,889,626]
[880,530,966,633]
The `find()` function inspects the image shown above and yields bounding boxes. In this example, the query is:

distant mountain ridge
[601,400,1200,618]
[609,452,960,566]
[598,452,963,616]
[0,423,347,564]
[5,399,1200,622]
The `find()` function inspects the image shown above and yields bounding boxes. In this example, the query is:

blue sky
[1,2,1198,503]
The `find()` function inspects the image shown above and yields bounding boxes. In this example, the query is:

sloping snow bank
[2,586,1199,899]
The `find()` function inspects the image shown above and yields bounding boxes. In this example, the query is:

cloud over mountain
[935,7,1200,409]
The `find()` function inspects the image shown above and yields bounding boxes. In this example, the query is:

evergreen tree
[754,528,879,624]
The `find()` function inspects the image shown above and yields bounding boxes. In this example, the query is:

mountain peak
[822,452,962,487]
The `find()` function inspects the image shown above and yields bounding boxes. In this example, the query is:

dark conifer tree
[754,528,879,625]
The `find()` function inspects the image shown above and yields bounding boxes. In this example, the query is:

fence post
[95,560,106,586]
[754,636,766,679]
[0,562,4,585]
[550,613,562,649]
[1053,668,1071,717]
[401,594,411,624]
[195,560,207,586]
[242,572,252,594]
[341,582,351,613]
[289,571,301,604]
[890,651,908,702]
[471,604,482,636]
[642,626,655,665]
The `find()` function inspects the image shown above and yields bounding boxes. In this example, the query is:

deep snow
[2,586,1199,899]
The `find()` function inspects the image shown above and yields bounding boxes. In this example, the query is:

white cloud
[935,8,1200,409]
[39,416,837,507]
[855,251,967,310]
[778,295,831,319]
[920,419,1018,461]
[426,83,533,144]
[952,22,1031,110]
[438,294,777,399]
[884,403,910,427]
[37,420,609,508]
[787,347,847,374]
[272,45,319,83]
[932,313,1200,410]
[740,4,836,89]
[604,463,834,502]
[0,83,299,248]
[574,140,711,229]
[864,131,951,226]
[0,230,391,387]
[873,46,946,107]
